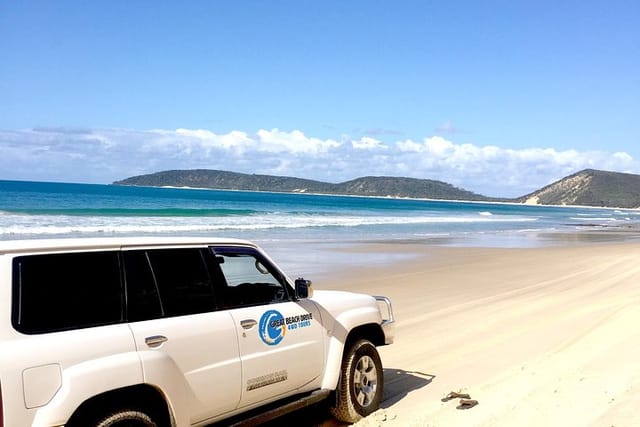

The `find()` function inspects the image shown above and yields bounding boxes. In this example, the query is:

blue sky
[1,1,638,197]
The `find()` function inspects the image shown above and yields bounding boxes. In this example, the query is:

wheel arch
[65,384,174,427]
[345,323,385,348]
[321,322,385,390]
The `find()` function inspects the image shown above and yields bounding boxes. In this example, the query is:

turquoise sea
[1,180,639,275]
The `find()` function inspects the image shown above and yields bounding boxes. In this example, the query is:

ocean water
[1,180,639,275]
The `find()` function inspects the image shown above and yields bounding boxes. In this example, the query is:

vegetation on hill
[332,176,487,200]
[114,169,491,201]
[115,169,333,193]
[115,168,640,208]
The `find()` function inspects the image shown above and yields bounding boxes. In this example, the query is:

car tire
[330,339,384,423]
[95,409,158,427]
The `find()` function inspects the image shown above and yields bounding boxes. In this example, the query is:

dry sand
[312,242,640,427]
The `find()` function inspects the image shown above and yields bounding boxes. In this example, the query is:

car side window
[122,250,163,322]
[12,251,123,334]
[124,248,217,320]
[211,247,289,308]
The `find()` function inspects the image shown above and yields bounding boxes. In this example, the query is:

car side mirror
[295,278,313,299]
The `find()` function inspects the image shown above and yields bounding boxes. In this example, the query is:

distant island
[114,168,640,209]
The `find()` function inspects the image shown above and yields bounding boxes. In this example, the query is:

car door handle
[145,335,168,348]
[240,319,257,330]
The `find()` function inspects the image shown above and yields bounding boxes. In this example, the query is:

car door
[211,247,324,407]
[123,248,242,425]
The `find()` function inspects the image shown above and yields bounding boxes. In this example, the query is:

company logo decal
[259,310,287,346]
[258,310,313,346]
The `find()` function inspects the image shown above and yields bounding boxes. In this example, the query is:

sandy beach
[307,241,640,427]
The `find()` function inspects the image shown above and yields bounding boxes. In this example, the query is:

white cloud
[255,128,341,154]
[352,136,386,150]
[0,127,638,198]
[172,128,252,151]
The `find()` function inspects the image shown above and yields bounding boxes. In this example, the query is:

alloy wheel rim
[353,355,377,407]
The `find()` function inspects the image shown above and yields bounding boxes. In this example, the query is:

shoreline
[121,182,640,211]
[260,226,640,281]
[4,180,640,249]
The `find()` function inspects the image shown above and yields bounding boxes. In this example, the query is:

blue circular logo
[259,310,286,346]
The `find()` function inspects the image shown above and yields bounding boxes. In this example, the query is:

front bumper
[374,295,396,345]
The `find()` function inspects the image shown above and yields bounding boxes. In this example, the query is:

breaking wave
[0,212,538,236]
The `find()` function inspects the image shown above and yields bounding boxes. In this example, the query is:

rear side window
[123,248,217,320]
[122,250,163,322]
[12,252,123,334]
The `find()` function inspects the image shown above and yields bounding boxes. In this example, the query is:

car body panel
[0,237,394,426]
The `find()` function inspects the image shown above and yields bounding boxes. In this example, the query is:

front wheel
[95,409,158,427]
[330,339,384,423]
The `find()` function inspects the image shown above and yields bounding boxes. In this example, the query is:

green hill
[114,169,491,201]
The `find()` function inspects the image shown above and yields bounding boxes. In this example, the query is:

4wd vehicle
[0,237,394,426]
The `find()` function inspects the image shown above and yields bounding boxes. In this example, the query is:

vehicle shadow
[381,368,435,407]
[259,368,435,426]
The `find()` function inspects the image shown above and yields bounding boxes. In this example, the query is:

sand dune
[313,243,640,426]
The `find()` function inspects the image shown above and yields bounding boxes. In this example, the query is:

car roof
[0,236,255,255]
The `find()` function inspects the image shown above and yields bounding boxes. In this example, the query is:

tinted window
[12,252,122,334]
[124,248,217,319]
[213,247,288,308]
[122,250,163,322]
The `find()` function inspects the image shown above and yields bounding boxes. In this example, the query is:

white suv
[0,237,394,426]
